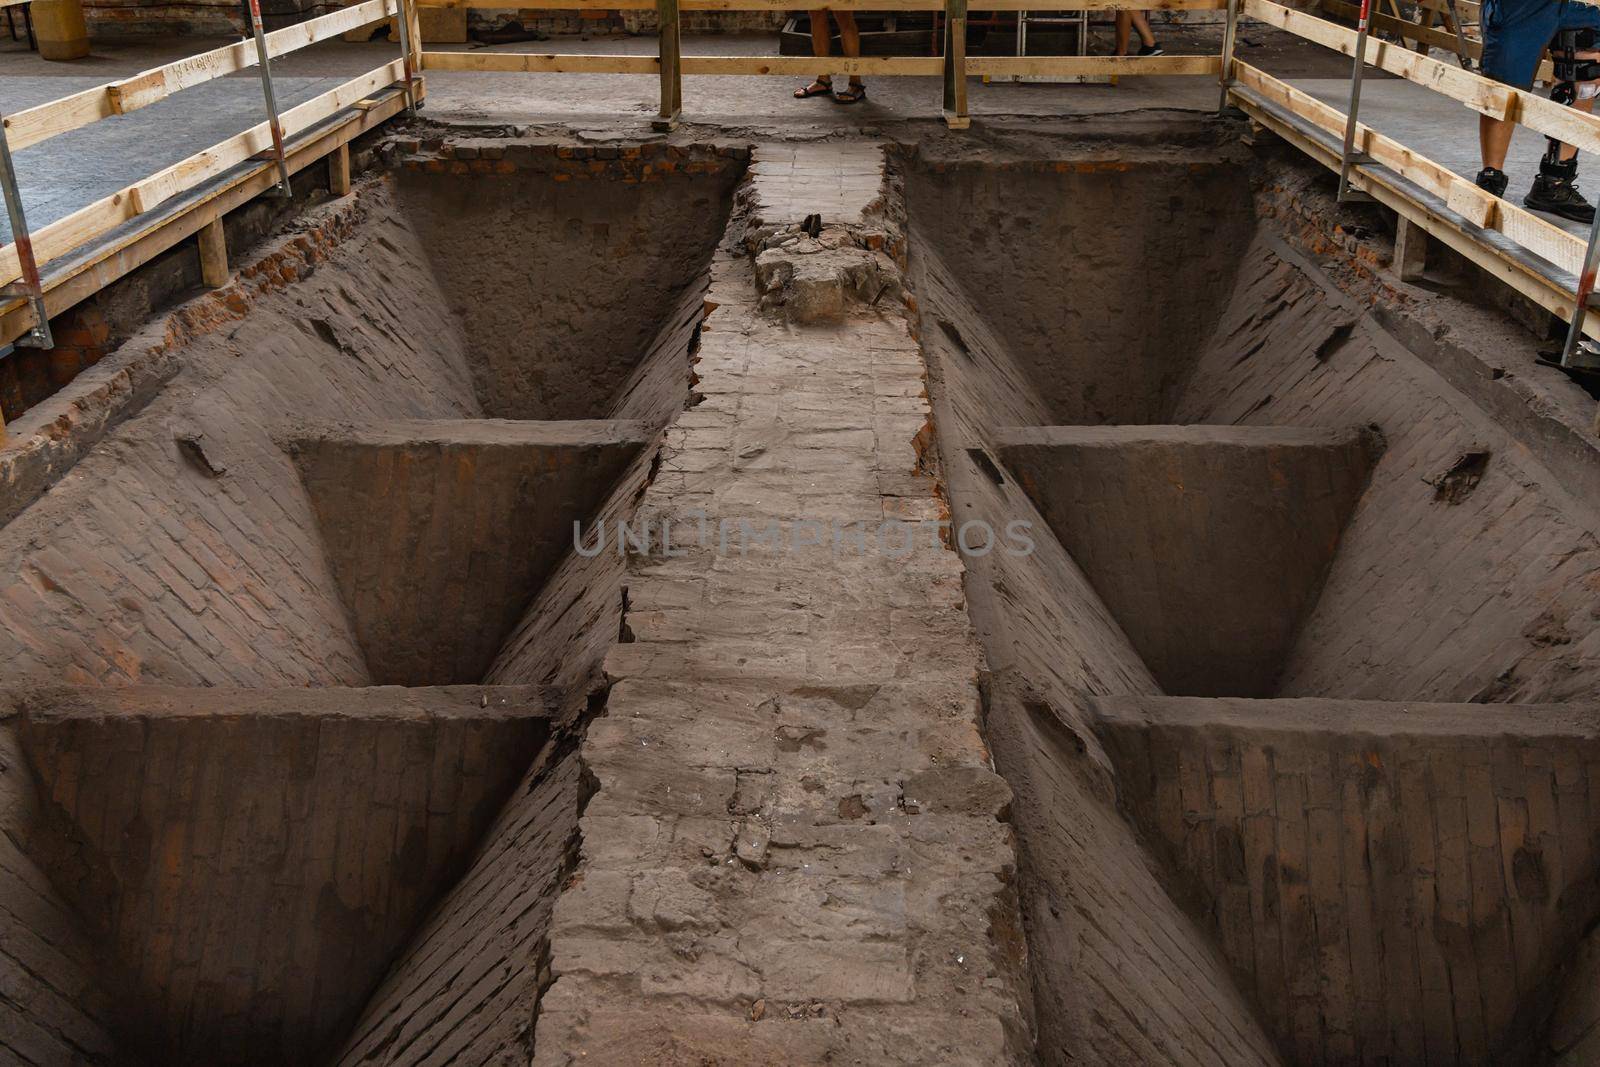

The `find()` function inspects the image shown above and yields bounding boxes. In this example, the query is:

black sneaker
[1137,43,1165,56]
[1525,174,1596,223]
[1476,167,1509,197]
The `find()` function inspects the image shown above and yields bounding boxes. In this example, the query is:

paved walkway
[1294,76,1589,239]
[0,29,1580,245]
[530,143,1029,1064]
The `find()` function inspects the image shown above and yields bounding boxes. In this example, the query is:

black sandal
[833,82,867,104]
[795,77,833,99]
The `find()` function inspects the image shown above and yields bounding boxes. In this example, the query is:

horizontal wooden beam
[1229,64,1600,342]
[968,54,1221,76]
[1234,63,1580,273]
[683,55,943,75]
[423,51,659,73]
[1410,0,1479,18]
[0,84,416,348]
[1245,0,1600,155]
[424,50,1215,77]
[416,0,1224,8]
[3,87,114,155]
[0,61,405,286]
[1321,0,1480,57]
[2,0,395,151]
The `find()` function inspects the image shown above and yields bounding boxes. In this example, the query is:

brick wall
[0,187,481,690]
[994,425,1377,697]
[902,154,1259,425]
[0,727,119,1066]
[290,420,648,684]
[903,141,1284,1065]
[0,305,114,422]
[333,138,721,1064]
[1095,695,1600,1066]
[9,685,554,1064]
[84,0,336,35]
[388,141,743,421]
[1175,233,1600,704]
[336,324,682,1067]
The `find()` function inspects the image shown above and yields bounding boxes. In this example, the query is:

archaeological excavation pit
[4,106,1600,1067]
[901,128,1600,1066]
[0,144,743,1065]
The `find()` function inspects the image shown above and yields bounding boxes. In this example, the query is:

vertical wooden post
[942,0,968,130]
[406,0,423,72]
[1411,5,1435,53]
[1218,0,1239,113]
[30,0,88,61]
[654,0,682,131]
[198,218,229,288]
[329,142,352,196]
[397,0,423,112]
[1393,214,1427,282]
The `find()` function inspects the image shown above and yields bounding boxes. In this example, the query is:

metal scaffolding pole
[1336,0,1376,202]
[0,108,53,353]
[244,0,293,197]
[1555,208,1600,371]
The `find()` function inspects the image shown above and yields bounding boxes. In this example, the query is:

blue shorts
[1482,0,1600,88]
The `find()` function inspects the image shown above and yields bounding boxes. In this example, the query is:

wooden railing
[406,0,1600,352]
[415,0,1230,128]
[2,0,1598,428]
[1,0,414,247]
[1232,0,1600,347]
[0,0,419,374]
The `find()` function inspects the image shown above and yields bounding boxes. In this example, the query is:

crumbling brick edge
[0,193,368,528]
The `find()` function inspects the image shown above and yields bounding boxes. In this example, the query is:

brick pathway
[745,142,887,227]
[532,144,1029,1064]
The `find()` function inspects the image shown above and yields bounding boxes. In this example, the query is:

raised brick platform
[531,142,1031,1064]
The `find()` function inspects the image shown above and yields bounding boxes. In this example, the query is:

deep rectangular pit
[901,130,1600,1067]
[5,119,1600,1067]
[0,144,742,1066]
[906,147,1600,705]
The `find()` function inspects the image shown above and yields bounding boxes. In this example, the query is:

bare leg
[1129,10,1157,47]
[835,10,863,91]
[1480,112,1514,171]
[798,9,832,96]
[1116,10,1156,53]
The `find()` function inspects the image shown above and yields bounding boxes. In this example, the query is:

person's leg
[797,9,833,97]
[1480,113,1516,172]
[1130,10,1157,47]
[834,10,864,95]
[1474,0,1550,195]
[1525,8,1600,220]
[1115,11,1131,55]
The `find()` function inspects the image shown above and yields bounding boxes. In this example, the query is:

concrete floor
[0,27,1581,238]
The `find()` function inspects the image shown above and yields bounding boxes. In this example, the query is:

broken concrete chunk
[734,819,771,870]
[902,765,1013,820]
